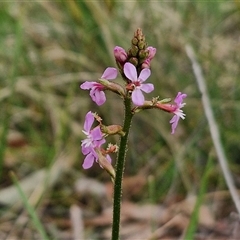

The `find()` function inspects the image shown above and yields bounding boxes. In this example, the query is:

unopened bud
[146,46,156,60]
[138,40,146,50]
[132,37,138,46]
[138,49,148,60]
[129,46,139,57]
[141,59,150,69]
[114,46,127,63]
[135,28,145,42]
[128,57,138,66]
[101,124,125,136]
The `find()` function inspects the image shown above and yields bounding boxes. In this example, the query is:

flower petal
[91,127,104,141]
[80,81,95,90]
[90,88,106,106]
[82,153,95,169]
[138,68,151,82]
[170,115,180,134]
[101,67,118,80]
[174,92,187,105]
[83,111,94,132]
[81,144,91,155]
[132,88,145,106]
[140,83,154,93]
[124,62,137,81]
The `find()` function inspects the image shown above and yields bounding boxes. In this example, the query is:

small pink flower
[80,67,118,105]
[81,111,106,169]
[123,62,154,106]
[169,92,187,134]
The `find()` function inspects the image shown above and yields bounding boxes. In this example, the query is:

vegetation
[1,1,240,239]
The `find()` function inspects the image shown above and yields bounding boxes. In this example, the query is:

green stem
[111,97,133,240]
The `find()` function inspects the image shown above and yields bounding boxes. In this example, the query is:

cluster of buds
[80,28,187,171]
[114,28,156,80]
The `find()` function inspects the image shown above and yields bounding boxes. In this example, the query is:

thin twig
[185,44,240,215]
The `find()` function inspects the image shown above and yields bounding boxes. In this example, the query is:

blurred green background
[1,1,240,239]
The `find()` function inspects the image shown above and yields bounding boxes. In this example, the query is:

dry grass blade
[70,205,84,240]
[186,44,240,215]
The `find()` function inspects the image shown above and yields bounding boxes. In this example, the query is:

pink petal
[124,62,137,81]
[101,67,118,80]
[174,92,187,105]
[81,144,91,155]
[170,115,179,134]
[84,111,94,132]
[138,68,151,82]
[82,153,95,169]
[140,83,154,93]
[90,88,106,106]
[132,88,144,106]
[80,81,95,90]
[91,127,104,141]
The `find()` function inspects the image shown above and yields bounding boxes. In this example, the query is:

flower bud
[147,47,156,60]
[138,40,146,50]
[141,59,150,69]
[129,45,139,57]
[138,49,148,59]
[128,57,138,66]
[135,28,145,42]
[101,124,125,136]
[114,46,127,63]
[131,37,138,46]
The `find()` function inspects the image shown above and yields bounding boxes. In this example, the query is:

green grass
[0,1,240,239]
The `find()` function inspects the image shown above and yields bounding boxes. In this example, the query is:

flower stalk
[111,97,133,240]
[79,28,187,240]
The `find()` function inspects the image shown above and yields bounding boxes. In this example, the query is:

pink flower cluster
[80,61,155,106]
[81,111,111,169]
[80,45,187,168]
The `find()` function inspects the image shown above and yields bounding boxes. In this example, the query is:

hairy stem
[111,97,133,240]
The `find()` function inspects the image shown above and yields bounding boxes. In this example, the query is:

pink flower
[123,62,154,106]
[81,111,106,169]
[80,67,118,105]
[169,92,187,134]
